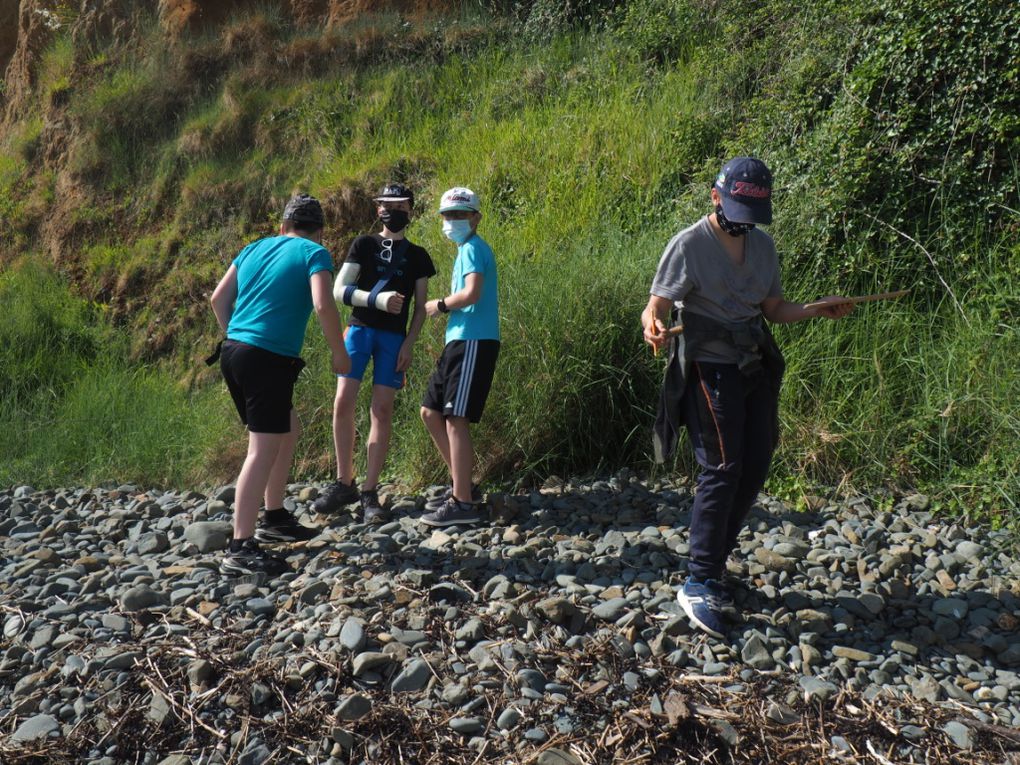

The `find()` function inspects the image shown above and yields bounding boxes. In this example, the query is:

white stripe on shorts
[452,340,478,417]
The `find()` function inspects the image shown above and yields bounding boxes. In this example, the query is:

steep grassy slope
[0,0,1016,520]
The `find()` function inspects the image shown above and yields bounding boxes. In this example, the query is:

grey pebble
[12,713,61,741]
[449,716,483,734]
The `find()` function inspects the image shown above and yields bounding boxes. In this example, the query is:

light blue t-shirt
[227,235,334,358]
[446,234,500,342]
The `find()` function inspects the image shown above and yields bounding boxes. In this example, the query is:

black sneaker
[311,480,360,513]
[420,497,482,527]
[255,509,319,543]
[359,489,391,525]
[220,538,290,576]
[424,483,482,512]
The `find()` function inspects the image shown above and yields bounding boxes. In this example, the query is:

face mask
[715,204,755,237]
[442,219,473,244]
[379,209,409,232]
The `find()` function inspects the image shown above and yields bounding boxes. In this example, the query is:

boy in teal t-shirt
[420,187,500,527]
[210,194,350,576]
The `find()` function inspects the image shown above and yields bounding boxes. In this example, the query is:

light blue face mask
[442,219,473,244]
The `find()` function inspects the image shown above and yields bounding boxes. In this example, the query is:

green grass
[0,260,231,488]
[0,0,1016,524]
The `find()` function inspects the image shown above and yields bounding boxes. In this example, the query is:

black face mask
[715,205,755,237]
[379,209,410,232]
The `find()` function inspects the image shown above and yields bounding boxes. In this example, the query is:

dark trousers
[683,361,780,581]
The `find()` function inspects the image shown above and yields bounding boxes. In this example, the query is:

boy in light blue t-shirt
[420,187,500,527]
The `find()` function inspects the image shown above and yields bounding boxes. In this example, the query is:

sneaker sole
[424,488,482,512]
[419,514,482,528]
[219,559,287,577]
[676,589,725,639]
[254,529,316,544]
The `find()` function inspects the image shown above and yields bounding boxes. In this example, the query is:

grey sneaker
[420,497,483,527]
[311,480,359,514]
[220,538,289,577]
[359,489,391,525]
[424,483,482,512]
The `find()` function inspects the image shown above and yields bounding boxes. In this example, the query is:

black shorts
[220,340,305,433]
[422,340,500,423]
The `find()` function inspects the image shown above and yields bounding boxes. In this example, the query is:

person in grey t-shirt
[640,157,853,639]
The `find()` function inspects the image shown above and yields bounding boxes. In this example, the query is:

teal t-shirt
[446,234,500,342]
[227,235,334,358]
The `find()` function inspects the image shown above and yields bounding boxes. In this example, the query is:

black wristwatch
[438,299,450,314]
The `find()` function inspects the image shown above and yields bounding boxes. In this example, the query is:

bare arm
[425,272,483,316]
[397,276,429,372]
[761,295,854,324]
[641,294,675,351]
[311,271,351,375]
[210,264,238,332]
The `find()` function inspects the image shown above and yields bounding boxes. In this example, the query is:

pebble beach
[2,475,1019,764]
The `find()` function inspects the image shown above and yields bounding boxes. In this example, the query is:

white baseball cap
[438,187,480,213]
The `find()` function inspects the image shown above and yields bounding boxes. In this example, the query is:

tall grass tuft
[0,260,230,488]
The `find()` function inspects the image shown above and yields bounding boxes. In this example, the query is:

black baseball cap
[373,183,414,207]
[282,193,324,227]
[714,157,773,225]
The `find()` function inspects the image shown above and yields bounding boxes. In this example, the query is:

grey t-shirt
[650,215,783,363]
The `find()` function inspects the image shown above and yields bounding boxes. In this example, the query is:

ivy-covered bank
[0,0,1016,522]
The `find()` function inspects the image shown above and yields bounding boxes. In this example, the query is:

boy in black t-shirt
[312,184,436,522]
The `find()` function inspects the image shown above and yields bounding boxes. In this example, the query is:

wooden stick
[650,324,683,356]
[803,289,909,310]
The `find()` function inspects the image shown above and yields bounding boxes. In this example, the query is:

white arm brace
[334,263,398,311]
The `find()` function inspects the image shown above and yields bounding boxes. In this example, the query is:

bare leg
[233,430,285,539]
[421,406,452,473]
[446,415,473,502]
[364,385,397,489]
[264,409,300,511]
[333,377,360,484]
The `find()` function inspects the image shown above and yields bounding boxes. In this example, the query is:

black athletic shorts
[220,340,305,433]
[422,339,500,423]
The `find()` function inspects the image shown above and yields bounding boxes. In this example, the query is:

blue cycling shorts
[340,324,405,389]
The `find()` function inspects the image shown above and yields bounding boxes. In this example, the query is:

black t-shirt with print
[344,233,436,335]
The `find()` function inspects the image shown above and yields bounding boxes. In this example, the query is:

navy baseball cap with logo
[714,157,773,225]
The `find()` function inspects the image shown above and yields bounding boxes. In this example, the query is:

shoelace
[701,593,726,610]
[436,499,468,518]
[699,579,729,610]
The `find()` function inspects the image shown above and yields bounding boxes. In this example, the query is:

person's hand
[809,296,854,319]
[425,299,442,317]
[331,349,351,376]
[396,339,413,372]
[380,292,404,315]
[643,316,668,352]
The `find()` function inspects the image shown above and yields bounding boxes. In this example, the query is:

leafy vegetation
[0,0,1016,521]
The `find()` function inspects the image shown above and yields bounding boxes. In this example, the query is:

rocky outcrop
[2,0,55,122]
[0,1,20,81]
[71,0,151,64]
[157,0,447,38]
[0,0,450,121]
